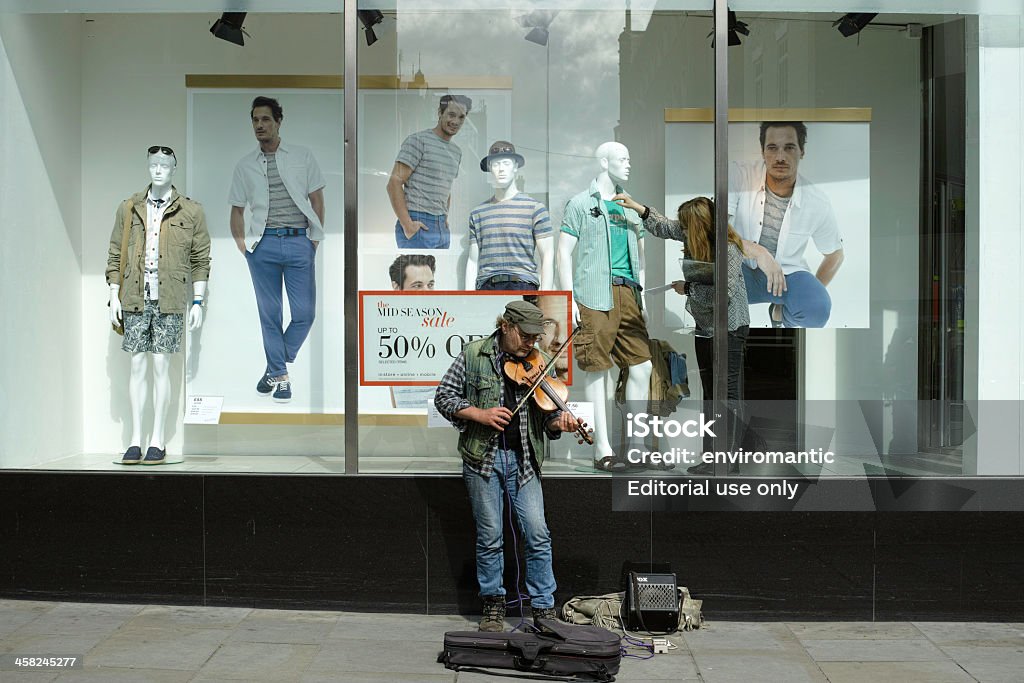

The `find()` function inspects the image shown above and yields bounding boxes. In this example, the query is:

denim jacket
[457,336,550,468]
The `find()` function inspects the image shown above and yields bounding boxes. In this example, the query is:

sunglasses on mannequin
[147,145,176,161]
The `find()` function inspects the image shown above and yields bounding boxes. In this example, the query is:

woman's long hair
[678,196,744,263]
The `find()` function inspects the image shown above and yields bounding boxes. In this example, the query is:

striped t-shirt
[265,153,309,229]
[395,129,462,216]
[757,186,790,258]
[469,194,552,287]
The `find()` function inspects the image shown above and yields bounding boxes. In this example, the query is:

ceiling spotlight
[525,27,549,46]
[707,11,749,48]
[520,10,558,46]
[834,13,877,37]
[210,12,247,46]
[358,10,384,46]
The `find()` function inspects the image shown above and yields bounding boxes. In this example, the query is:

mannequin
[106,147,211,465]
[465,141,553,291]
[557,142,653,469]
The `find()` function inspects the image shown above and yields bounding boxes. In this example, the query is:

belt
[263,227,307,237]
[484,274,530,284]
[612,276,642,291]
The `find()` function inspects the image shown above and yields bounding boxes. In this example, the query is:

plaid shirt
[435,334,560,486]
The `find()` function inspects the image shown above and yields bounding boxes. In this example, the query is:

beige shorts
[574,285,652,372]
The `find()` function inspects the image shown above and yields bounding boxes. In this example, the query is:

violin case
[437,619,621,682]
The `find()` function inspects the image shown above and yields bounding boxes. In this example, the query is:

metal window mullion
[713,0,730,476]
[344,1,359,474]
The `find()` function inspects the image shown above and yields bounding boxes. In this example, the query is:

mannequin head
[595,141,630,184]
[147,146,177,191]
[488,158,518,189]
[479,141,525,190]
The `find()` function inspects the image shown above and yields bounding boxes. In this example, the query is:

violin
[502,338,594,446]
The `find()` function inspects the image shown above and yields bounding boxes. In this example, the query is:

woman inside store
[613,193,751,474]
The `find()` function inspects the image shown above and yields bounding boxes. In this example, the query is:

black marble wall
[1,472,1022,619]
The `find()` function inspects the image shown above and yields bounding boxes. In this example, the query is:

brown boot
[533,607,558,632]
[479,596,506,632]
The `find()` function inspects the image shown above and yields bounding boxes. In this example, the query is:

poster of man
[663,111,869,329]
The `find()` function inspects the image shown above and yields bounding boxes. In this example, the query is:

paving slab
[304,638,446,676]
[682,621,807,653]
[4,672,59,683]
[192,642,318,682]
[227,610,338,645]
[801,637,951,662]
[12,603,143,638]
[691,651,828,682]
[816,660,977,683]
[0,631,107,657]
[85,625,231,671]
[326,612,474,643]
[54,668,192,682]
[614,652,701,681]
[130,605,252,630]
[0,601,55,639]
[787,621,925,640]
[301,674,453,683]
[934,646,1024,683]
[914,622,1024,647]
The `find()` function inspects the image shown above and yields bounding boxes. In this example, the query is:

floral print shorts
[122,300,183,354]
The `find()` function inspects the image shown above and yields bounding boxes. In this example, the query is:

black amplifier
[625,571,679,633]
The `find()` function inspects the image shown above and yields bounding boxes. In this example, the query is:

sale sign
[358,291,572,386]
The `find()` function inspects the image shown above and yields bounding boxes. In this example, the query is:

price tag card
[427,399,449,428]
[184,396,224,424]
[565,401,595,430]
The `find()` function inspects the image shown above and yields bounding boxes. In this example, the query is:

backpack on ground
[561,587,705,633]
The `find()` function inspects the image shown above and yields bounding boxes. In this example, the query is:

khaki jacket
[106,187,211,314]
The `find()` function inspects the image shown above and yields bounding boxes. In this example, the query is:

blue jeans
[395,211,450,249]
[742,266,831,328]
[245,235,316,377]
[462,451,556,608]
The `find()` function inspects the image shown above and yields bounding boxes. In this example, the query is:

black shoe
[687,462,714,475]
[272,380,292,403]
[121,446,142,465]
[142,447,166,465]
[479,596,506,632]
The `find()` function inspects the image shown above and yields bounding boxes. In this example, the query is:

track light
[358,10,384,46]
[210,12,247,46]
[834,13,877,37]
[525,27,549,46]
[520,11,558,47]
[707,11,749,48]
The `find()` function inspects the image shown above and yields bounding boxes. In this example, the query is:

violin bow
[508,326,581,418]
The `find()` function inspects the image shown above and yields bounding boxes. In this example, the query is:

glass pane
[355,2,715,475]
[723,8,1023,476]
[0,7,344,472]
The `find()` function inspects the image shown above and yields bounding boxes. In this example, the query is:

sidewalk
[1,599,1021,682]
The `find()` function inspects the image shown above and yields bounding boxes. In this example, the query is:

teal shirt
[560,180,644,312]
[604,200,634,280]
